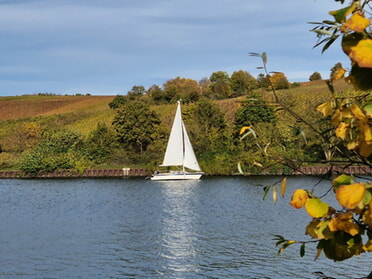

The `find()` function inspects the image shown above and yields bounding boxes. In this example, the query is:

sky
[0,0,350,96]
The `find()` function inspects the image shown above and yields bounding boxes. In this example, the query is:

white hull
[150,172,203,181]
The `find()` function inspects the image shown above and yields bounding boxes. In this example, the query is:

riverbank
[0,168,147,178]
[0,165,371,178]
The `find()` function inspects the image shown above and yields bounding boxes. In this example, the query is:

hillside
[0,79,353,171]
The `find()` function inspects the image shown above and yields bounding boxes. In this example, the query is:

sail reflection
[159,181,200,274]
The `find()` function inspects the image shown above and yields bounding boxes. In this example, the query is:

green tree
[19,130,85,176]
[230,70,257,96]
[109,95,127,109]
[147,84,165,104]
[257,73,270,89]
[235,94,277,130]
[128,85,146,100]
[209,71,232,99]
[85,122,117,164]
[112,101,160,155]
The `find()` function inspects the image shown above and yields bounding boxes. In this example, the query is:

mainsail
[161,101,201,171]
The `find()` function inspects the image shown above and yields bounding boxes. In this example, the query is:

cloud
[0,0,351,95]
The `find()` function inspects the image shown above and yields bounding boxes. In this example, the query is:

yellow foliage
[358,141,372,157]
[328,212,360,236]
[239,126,251,135]
[363,239,372,252]
[362,200,372,226]
[342,12,371,33]
[336,183,366,209]
[289,189,308,209]
[316,101,333,117]
[350,104,367,121]
[331,67,347,80]
[281,177,287,198]
[305,198,329,218]
[306,219,333,240]
[349,39,372,68]
[335,122,350,140]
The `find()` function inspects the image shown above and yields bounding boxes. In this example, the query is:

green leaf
[263,185,271,200]
[300,243,305,257]
[261,52,267,65]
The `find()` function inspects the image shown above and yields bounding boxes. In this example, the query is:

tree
[127,85,146,99]
[147,84,164,104]
[309,71,322,81]
[112,101,160,155]
[235,94,277,130]
[19,130,85,176]
[109,95,127,109]
[85,122,117,164]
[270,72,290,90]
[257,73,270,89]
[163,77,201,103]
[230,70,257,96]
[252,1,372,277]
[209,71,232,99]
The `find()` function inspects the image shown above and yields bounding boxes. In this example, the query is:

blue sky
[0,0,349,96]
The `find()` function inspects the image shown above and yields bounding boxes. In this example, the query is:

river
[0,176,371,278]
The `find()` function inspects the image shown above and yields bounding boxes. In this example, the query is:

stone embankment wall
[0,168,146,178]
[254,165,372,176]
[0,165,371,178]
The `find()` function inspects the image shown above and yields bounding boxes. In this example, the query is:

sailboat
[151,100,203,181]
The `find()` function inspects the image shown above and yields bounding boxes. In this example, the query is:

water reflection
[159,181,199,274]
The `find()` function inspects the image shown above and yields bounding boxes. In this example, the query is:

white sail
[182,122,201,171]
[152,100,203,180]
[160,101,201,171]
[161,101,184,167]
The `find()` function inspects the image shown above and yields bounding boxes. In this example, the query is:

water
[0,176,371,279]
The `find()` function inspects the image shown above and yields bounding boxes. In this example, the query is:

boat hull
[150,172,203,181]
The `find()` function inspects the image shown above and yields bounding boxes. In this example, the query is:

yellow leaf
[331,67,347,80]
[335,122,350,140]
[363,239,372,252]
[281,177,287,198]
[358,141,372,158]
[328,212,360,236]
[359,122,372,143]
[316,101,333,117]
[305,198,329,218]
[272,185,277,204]
[349,39,372,68]
[306,219,333,240]
[347,141,359,151]
[362,200,372,225]
[289,189,308,209]
[336,183,366,209]
[342,12,371,33]
[350,104,367,121]
[239,126,251,135]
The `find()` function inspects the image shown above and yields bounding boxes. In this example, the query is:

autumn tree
[249,1,372,277]
[230,70,257,96]
[270,72,290,90]
[163,77,201,103]
[309,71,322,81]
